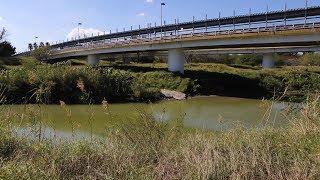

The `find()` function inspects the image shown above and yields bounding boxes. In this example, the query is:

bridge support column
[168,49,186,74]
[262,53,275,69]
[87,54,100,66]
[122,55,131,64]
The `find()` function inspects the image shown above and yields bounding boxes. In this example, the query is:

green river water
[2,96,292,140]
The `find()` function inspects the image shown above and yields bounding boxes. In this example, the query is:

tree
[0,41,16,57]
[31,46,51,61]
[39,42,45,48]
[28,43,33,51]
[0,28,6,42]
[33,43,38,50]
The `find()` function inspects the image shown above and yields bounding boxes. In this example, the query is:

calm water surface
[2,96,292,140]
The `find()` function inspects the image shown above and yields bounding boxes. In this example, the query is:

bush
[0,65,198,104]
[300,52,320,66]
[0,61,5,70]
[0,41,16,57]
[234,54,263,66]
[31,47,52,61]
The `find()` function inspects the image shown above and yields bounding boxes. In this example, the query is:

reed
[0,94,319,179]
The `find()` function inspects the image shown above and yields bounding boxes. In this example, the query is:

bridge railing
[51,21,320,55]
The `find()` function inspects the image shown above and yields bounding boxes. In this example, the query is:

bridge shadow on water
[104,64,267,100]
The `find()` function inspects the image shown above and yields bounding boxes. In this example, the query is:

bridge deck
[52,22,320,57]
[51,6,320,49]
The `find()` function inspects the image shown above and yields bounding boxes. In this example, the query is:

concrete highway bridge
[48,5,320,73]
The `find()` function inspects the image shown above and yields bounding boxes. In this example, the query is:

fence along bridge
[49,5,320,73]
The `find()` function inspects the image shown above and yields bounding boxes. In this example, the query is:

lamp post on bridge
[78,23,82,38]
[34,36,38,44]
[161,2,166,26]
[305,0,309,26]
[78,22,82,45]
[284,2,287,26]
[266,5,269,28]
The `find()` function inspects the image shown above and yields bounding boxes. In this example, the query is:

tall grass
[0,64,197,104]
[118,62,320,102]
[0,95,319,179]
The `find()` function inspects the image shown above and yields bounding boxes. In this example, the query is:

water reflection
[3,96,293,139]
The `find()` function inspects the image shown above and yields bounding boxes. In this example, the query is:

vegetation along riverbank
[1,55,319,104]
[0,95,319,179]
[0,62,196,104]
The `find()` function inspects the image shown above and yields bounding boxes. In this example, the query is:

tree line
[28,42,50,51]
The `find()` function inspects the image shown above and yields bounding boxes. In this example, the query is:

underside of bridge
[86,49,276,73]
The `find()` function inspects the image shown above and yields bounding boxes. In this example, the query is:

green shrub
[0,41,16,57]
[234,54,263,66]
[0,60,5,70]
[31,47,52,61]
[300,53,320,66]
[0,65,198,104]
[0,57,21,66]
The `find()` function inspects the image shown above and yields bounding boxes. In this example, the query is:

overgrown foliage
[31,46,52,61]
[0,64,196,104]
[0,28,16,57]
[0,42,15,57]
[300,52,320,66]
[0,28,6,42]
[107,63,320,102]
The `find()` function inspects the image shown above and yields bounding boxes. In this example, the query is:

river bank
[0,63,198,104]
[0,96,319,179]
[0,58,319,104]
[107,62,320,102]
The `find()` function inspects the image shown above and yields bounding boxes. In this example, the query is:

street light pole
[77,22,82,45]
[305,0,308,26]
[284,2,287,26]
[266,5,269,28]
[34,36,38,44]
[161,2,166,26]
[78,22,82,39]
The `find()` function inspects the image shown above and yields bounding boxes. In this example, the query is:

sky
[0,0,318,52]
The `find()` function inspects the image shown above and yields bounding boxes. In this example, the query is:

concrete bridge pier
[122,55,131,64]
[262,53,275,69]
[87,54,100,66]
[168,49,186,74]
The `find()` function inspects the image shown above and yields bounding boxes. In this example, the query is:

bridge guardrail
[51,21,320,56]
